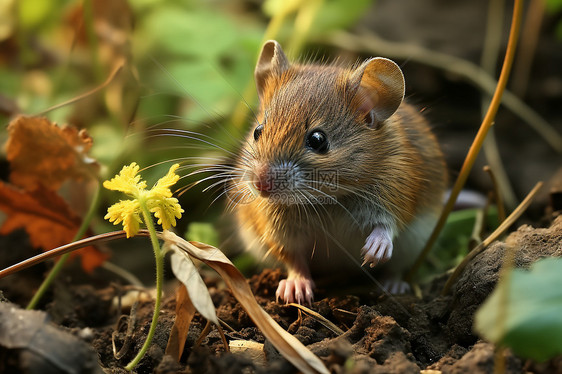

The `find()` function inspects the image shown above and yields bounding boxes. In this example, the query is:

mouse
[229,40,447,305]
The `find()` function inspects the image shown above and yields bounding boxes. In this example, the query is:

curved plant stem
[0,231,143,279]
[26,183,102,310]
[511,0,545,97]
[35,62,123,116]
[405,0,524,282]
[480,0,518,210]
[230,0,299,129]
[125,202,164,371]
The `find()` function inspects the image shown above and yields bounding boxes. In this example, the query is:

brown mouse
[230,40,447,304]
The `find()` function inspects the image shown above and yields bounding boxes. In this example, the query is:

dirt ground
[0,215,561,373]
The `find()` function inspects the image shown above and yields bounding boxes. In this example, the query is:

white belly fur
[238,207,438,282]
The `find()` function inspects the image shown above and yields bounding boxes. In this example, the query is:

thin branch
[0,230,148,279]
[34,60,124,116]
[405,0,526,282]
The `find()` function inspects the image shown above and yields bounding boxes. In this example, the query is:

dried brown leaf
[5,116,98,190]
[0,181,108,272]
[165,285,196,361]
[160,231,329,374]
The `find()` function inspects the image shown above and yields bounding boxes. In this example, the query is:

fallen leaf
[168,248,217,325]
[0,302,99,372]
[0,181,108,272]
[165,285,196,361]
[5,116,98,190]
[161,230,329,374]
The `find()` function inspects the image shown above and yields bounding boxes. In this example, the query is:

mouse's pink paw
[361,226,393,268]
[276,276,315,305]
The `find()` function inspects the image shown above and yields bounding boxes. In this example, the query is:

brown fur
[231,43,447,284]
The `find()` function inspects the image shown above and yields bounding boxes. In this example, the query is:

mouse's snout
[252,163,273,196]
[249,161,301,199]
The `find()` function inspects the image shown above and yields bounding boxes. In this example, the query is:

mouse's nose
[252,164,273,196]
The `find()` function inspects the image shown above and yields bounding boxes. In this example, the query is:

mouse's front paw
[276,276,315,306]
[361,226,393,268]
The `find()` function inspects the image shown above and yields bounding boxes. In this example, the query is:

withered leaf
[0,181,108,272]
[165,285,196,361]
[168,249,217,325]
[5,116,98,190]
[161,231,329,374]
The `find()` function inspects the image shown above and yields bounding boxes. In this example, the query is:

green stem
[125,201,163,371]
[27,183,102,310]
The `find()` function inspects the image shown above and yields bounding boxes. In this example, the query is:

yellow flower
[103,163,184,238]
[103,163,147,195]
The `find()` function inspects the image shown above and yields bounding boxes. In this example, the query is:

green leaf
[417,207,498,281]
[135,6,238,59]
[474,257,562,362]
[133,3,260,121]
[185,222,219,248]
[88,123,125,165]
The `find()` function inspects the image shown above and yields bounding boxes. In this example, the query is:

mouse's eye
[306,130,329,154]
[254,124,264,141]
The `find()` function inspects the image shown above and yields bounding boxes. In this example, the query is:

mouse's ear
[255,40,290,101]
[349,58,405,127]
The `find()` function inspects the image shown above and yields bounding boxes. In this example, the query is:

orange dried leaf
[5,116,98,190]
[165,285,196,361]
[0,181,108,272]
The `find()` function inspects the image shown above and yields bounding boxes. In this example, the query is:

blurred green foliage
[185,222,219,248]
[418,207,499,282]
[475,257,562,362]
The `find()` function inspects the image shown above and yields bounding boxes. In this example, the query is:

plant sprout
[104,162,183,370]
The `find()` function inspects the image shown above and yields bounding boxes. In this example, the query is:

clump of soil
[1,216,561,373]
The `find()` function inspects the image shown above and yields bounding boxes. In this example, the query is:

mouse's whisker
[142,132,238,158]
[302,184,360,229]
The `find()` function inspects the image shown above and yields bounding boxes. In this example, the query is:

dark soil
[1,1,562,373]
[1,215,561,373]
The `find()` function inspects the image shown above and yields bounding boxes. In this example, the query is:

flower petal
[103,162,147,196]
[149,197,184,230]
[148,163,180,199]
[105,199,142,238]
